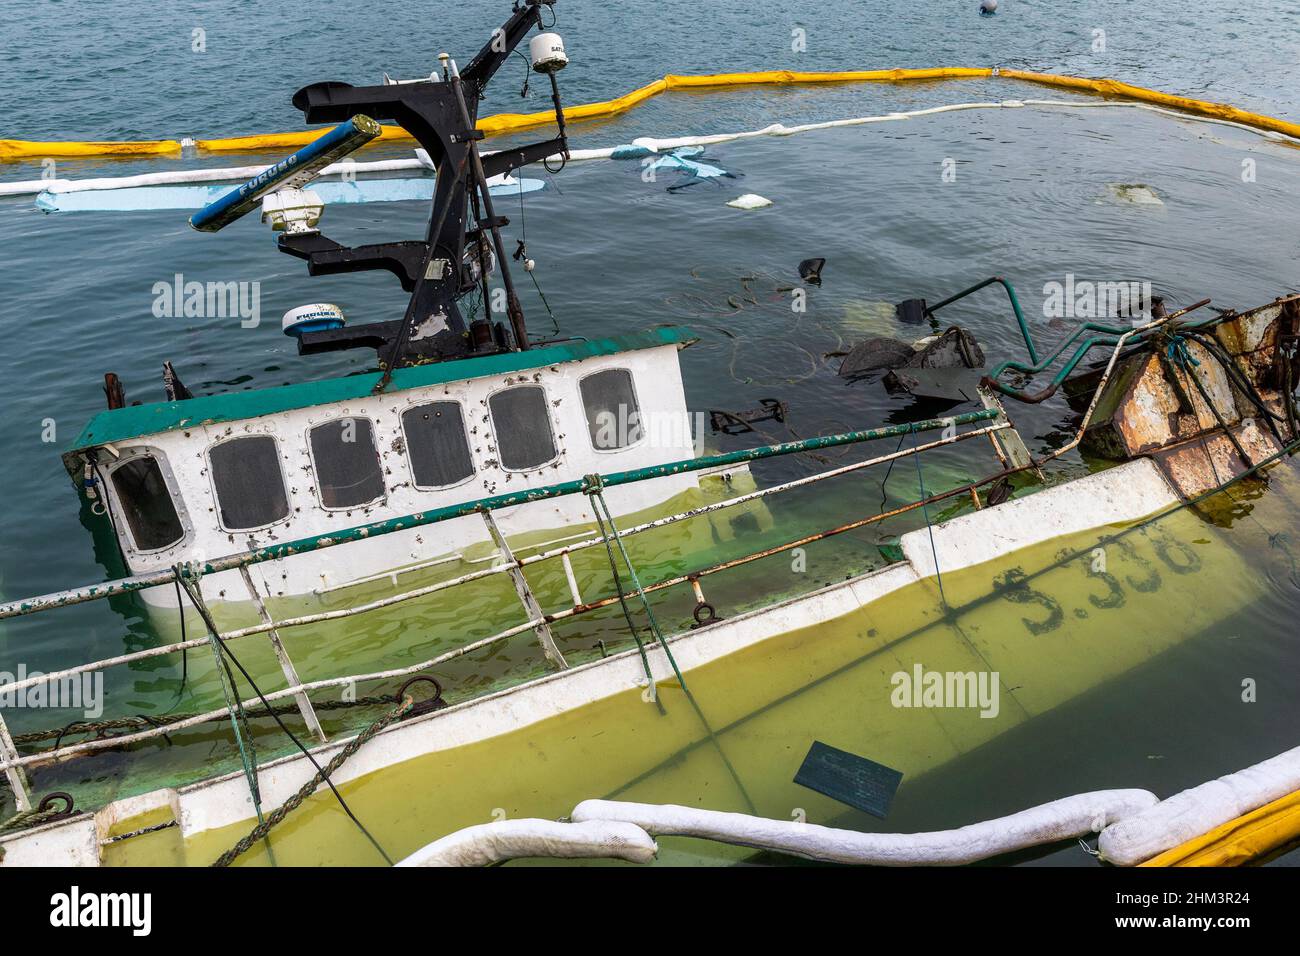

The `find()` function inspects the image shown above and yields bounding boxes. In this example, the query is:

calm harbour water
[1,0,1299,863]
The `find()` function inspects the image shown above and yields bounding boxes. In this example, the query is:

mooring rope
[173,572,396,867]
[585,480,689,691]
[0,792,73,836]
[177,575,273,862]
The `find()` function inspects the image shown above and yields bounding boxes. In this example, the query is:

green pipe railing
[926,276,1039,366]
[927,275,1222,400]
[1,409,1003,618]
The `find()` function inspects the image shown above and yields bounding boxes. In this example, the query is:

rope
[516,180,561,340]
[211,695,412,868]
[177,576,273,862]
[0,794,73,835]
[583,477,757,813]
[166,570,190,712]
[585,479,688,691]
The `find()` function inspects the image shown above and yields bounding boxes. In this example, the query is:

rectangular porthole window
[580,369,642,450]
[110,455,184,551]
[309,418,386,509]
[209,436,290,531]
[401,402,474,489]
[489,385,558,470]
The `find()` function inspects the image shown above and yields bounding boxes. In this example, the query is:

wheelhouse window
[489,385,557,470]
[209,436,290,531]
[309,418,385,509]
[580,369,642,450]
[110,455,183,551]
[401,402,474,488]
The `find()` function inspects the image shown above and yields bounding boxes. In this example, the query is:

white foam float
[395,818,658,867]
[726,193,772,209]
[571,792,1156,865]
[396,790,1156,867]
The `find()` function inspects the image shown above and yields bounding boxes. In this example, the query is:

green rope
[178,576,274,864]
[586,478,688,690]
[1165,333,1201,370]
[0,802,68,835]
[584,477,756,813]
[586,500,658,696]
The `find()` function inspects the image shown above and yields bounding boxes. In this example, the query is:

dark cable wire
[164,574,190,713]
[517,181,561,338]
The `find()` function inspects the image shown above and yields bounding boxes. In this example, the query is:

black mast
[277,0,569,388]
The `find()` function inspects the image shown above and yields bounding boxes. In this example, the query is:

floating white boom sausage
[1099,744,1300,866]
[395,819,658,867]
[571,791,1158,866]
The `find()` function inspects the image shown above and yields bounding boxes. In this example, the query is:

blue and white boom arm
[189,115,381,232]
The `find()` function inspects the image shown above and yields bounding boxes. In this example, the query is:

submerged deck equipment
[3,296,1293,841]
[0,409,1013,819]
[3,311,1298,858]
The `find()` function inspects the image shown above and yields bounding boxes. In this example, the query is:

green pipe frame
[927,275,1221,400]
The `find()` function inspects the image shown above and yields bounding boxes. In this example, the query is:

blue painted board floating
[36,177,544,214]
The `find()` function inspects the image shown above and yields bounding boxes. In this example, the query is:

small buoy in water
[524,258,536,272]
[980,0,998,14]
[726,193,772,209]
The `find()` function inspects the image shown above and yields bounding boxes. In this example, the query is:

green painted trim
[67,326,699,453]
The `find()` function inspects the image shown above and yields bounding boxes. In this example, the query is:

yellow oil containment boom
[1140,789,1300,867]
[3,68,1299,160]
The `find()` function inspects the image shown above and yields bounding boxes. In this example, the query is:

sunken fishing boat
[3,0,1300,869]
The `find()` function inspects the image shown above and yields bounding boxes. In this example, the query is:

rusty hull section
[1066,295,1300,498]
